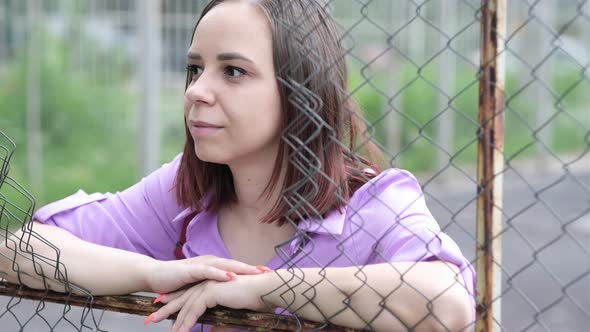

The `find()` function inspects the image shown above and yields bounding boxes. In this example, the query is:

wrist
[249,270,283,312]
[253,269,292,308]
[138,255,159,293]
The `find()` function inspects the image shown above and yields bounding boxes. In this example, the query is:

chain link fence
[0,0,588,331]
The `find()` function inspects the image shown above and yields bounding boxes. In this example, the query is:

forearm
[260,262,472,332]
[0,222,154,296]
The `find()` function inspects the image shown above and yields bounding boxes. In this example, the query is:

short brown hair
[175,0,383,225]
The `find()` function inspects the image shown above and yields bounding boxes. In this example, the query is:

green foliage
[0,31,137,205]
[551,66,590,153]
[348,59,588,173]
[346,59,388,146]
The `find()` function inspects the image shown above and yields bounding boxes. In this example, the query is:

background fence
[0,0,589,331]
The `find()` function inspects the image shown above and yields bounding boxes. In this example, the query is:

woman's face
[184,1,282,165]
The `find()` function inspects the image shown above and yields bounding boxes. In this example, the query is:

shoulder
[147,152,184,181]
[340,167,436,238]
[314,168,438,265]
[349,167,425,212]
[133,152,186,217]
[138,152,184,192]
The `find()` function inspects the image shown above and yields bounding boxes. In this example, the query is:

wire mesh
[0,0,588,331]
[0,129,106,331]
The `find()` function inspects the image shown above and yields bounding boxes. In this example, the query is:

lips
[188,120,224,137]
[190,120,223,128]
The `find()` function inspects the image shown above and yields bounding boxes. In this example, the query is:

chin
[193,146,229,164]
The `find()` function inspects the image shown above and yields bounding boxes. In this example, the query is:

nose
[185,74,216,106]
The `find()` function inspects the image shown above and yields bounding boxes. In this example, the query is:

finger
[184,265,237,283]
[152,287,196,323]
[176,290,208,332]
[153,289,186,305]
[174,287,203,330]
[205,257,269,275]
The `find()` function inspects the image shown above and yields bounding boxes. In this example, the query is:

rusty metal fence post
[476,0,506,331]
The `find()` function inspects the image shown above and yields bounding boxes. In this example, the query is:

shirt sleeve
[32,153,185,261]
[349,168,476,298]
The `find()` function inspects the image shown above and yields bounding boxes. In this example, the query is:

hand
[148,272,275,332]
[145,255,266,294]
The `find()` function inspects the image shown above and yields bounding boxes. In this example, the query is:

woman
[1,0,475,331]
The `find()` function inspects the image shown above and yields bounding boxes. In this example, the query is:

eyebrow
[187,52,254,63]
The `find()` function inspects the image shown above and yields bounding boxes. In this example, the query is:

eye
[186,64,203,79]
[224,66,246,79]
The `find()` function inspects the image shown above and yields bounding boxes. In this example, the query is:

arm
[258,262,473,332]
[0,222,155,295]
[152,261,473,332]
[0,155,182,294]
[0,222,263,296]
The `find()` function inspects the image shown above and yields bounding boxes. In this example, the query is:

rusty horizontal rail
[0,281,358,331]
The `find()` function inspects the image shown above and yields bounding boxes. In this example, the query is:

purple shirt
[34,153,476,330]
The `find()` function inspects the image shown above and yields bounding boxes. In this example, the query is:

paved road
[425,169,590,332]
[1,170,588,331]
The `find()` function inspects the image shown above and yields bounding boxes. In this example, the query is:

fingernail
[256,265,273,273]
[144,312,156,325]
[153,294,166,304]
[226,271,237,280]
[210,327,215,332]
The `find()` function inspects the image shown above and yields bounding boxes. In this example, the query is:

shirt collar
[171,207,197,224]
[296,207,346,235]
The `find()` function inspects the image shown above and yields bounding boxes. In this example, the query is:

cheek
[183,95,191,116]
[229,82,281,125]
[248,91,281,136]
[226,105,281,151]
[269,90,282,124]
[259,84,282,127]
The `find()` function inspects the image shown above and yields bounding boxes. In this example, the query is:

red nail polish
[210,327,215,332]
[144,312,156,325]
[226,271,237,280]
[256,265,273,273]
[153,294,166,304]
